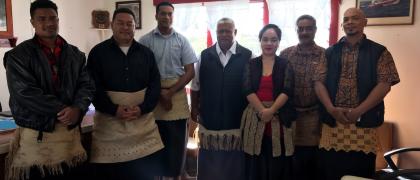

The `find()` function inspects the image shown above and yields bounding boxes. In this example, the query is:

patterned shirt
[280,43,325,109]
[316,37,400,154]
[37,36,64,91]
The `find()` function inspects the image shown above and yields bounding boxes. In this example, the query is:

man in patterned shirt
[314,8,400,180]
[280,15,325,180]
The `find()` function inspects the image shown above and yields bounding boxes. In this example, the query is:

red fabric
[207,28,213,47]
[263,0,269,25]
[256,75,273,101]
[329,0,340,45]
[256,75,275,137]
[37,36,64,91]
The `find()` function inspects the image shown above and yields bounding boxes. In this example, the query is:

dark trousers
[28,163,90,180]
[293,146,321,180]
[92,151,161,180]
[155,119,187,177]
[198,149,245,180]
[319,148,376,180]
[245,136,293,180]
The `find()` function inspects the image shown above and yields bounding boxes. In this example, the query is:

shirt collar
[36,35,64,49]
[341,34,366,49]
[153,27,175,37]
[216,41,237,56]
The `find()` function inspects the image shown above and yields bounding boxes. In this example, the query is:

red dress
[256,74,283,137]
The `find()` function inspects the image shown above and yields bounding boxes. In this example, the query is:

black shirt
[87,37,160,116]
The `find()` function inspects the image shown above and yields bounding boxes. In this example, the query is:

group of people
[3,0,400,180]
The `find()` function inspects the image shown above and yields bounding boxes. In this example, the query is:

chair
[376,147,420,180]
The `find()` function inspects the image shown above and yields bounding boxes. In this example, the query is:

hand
[116,105,137,121]
[327,106,351,125]
[57,106,81,126]
[191,107,199,123]
[344,108,362,124]
[258,108,275,123]
[160,89,174,111]
[125,106,142,121]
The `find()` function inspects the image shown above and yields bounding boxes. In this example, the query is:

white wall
[0,0,32,111]
[0,0,157,111]
[339,0,420,169]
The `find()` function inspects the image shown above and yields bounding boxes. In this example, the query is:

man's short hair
[30,0,58,18]
[296,14,317,28]
[258,24,282,41]
[113,8,136,21]
[217,17,235,28]
[156,1,174,14]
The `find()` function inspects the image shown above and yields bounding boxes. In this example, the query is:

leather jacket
[3,36,95,133]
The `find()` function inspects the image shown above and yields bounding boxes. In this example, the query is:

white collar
[216,41,237,56]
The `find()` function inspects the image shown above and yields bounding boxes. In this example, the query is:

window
[174,1,264,55]
[173,0,331,56]
[268,0,331,49]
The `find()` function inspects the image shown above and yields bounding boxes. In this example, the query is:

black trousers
[293,146,321,180]
[155,119,187,177]
[198,149,245,180]
[245,136,293,180]
[92,151,161,180]
[28,163,91,180]
[318,148,376,180]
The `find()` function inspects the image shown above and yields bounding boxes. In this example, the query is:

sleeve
[190,55,201,91]
[243,58,254,96]
[72,52,95,113]
[139,51,161,114]
[87,48,119,116]
[5,52,64,116]
[376,50,400,86]
[181,37,198,66]
[282,62,295,98]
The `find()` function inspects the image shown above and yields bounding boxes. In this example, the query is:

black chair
[376,147,420,180]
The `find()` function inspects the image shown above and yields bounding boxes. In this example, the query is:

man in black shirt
[87,8,163,180]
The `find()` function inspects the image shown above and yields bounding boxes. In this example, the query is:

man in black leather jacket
[3,0,94,179]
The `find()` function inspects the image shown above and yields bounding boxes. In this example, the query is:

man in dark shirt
[87,8,163,180]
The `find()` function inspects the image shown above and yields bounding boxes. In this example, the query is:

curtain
[173,0,334,55]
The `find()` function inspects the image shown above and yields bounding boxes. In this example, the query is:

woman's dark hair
[258,24,282,41]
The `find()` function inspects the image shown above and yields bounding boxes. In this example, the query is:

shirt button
[125,67,128,70]
[126,78,129,81]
